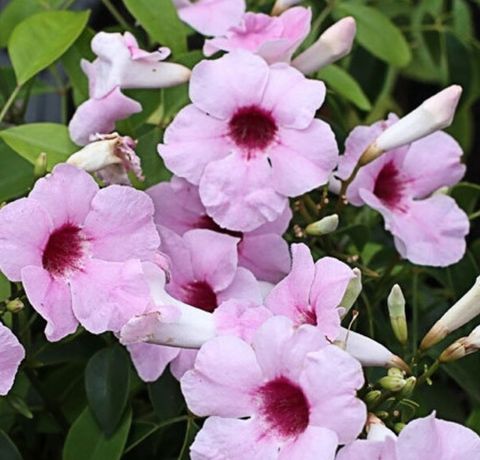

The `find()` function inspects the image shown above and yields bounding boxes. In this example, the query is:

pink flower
[336,115,469,266]
[67,132,143,185]
[173,0,246,36]
[69,32,190,145]
[0,323,25,395]
[158,51,338,231]
[181,316,366,460]
[265,243,355,340]
[203,7,311,64]
[337,413,480,460]
[126,229,263,381]
[0,164,160,341]
[147,177,291,282]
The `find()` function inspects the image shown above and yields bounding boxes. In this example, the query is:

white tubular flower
[421,276,480,350]
[292,17,356,75]
[305,214,339,236]
[359,85,463,166]
[271,0,302,16]
[367,415,397,441]
[67,132,143,185]
[439,325,480,363]
[340,268,362,316]
[336,327,410,373]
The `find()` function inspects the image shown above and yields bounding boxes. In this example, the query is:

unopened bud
[340,268,362,315]
[292,17,356,75]
[366,414,397,441]
[379,375,406,392]
[271,0,302,15]
[394,423,406,434]
[421,276,480,350]
[305,214,339,236]
[34,152,47,178]
[359,85,462,166]
[388,367,405,379]
[388,284,408,345]
[365,390,382,407]
[439,325,480,362]
[399,376,416,398]
[376,410,389,420]
[6,298,24,313]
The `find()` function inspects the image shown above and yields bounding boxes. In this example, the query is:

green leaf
[0,0,44,48]
[451,182,480,215]
[63,407,131,460]
[85,346,130,436]
[148,370,184,422]
[123,0,187,54]
[0,430,22,460]
[334,3,411,67]
[317,65,371,111]
[0,272,10,302]
[0,123,78,169]
[467,408,480,435]
[8,10,89,85]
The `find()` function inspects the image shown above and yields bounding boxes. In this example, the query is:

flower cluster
[0,1,478,459]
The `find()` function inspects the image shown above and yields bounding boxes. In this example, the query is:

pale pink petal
[217,267,262,304]
[261,64,325,129]
[302,346,366,443]
[83,185,160,262]
[127,343,179,382]
[190,417,279,460]
[0,199,51,280]
[190,51,269,120]
[264,243,315,323]
[269,120,338,196]
[68,87,142,146]
[401,131,465,198]
[21,266,78,341]
[70,258,150,334]
[279,426,338,460]
[250,205,292,236]
[0,324,25,396]
[29,164,98,229]
[238,233,290,283]
[158,105,232,184]
[199,153,288,232]
[177,0,246,36]
[181,335,262,417]
[183,229,240,291]
[336,440,397,460]
[170,349,198,380]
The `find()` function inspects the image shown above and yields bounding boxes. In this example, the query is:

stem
[469,210,480,221]
[417,360,440,386]
[101,0,133,34]
[366,66,398,124]
[0,85,21,123]
[412,270,419,354]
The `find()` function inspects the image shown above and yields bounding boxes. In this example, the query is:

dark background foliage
[0,1,479,459]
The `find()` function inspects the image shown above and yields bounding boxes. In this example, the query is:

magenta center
[42,224,85,277]
[373,161,407,210]
[257,376,310,438]
[229,105,277,153]
[195,214,243,239]
[179,281,218,313]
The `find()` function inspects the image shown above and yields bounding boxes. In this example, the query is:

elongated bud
[399,376,416,398]
[34,152,47,178]
[388,284,408,345]
[6,298,24,313]
[421,276,480,350]
[305,214,339,236]
[340,268,362,315]
[292,17,356,75]
[359,85,462,166]
[336,327,410,373]
[271,0,302,15]
[365,390,382,407]
[439,325,480,362]
[379,375,406,392]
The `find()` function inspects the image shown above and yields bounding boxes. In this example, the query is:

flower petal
[0,324,25,396]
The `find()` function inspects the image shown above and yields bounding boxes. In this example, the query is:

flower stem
[0,85,21,123]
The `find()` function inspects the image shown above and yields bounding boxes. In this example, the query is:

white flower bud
[388,284,408,345]
[340,267,362,315]
[271,0,302,15]
[359,85,462,166]
[292,17,356,75]
[439,325,480,362]
[305,214,339,236]
[421,276,480,350]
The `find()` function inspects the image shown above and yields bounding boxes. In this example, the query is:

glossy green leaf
[0,430,22,460]
[451,182,480,215]
[63,407,131,460]
[0,0,44,48]
[335,3,411,67]
[0,123,78,169]
[8,10,89,84]
[148,370,184,422]
[317,64,371,110]
[0,272,10,302]
[85,346,130,436]
[123,0,187,54]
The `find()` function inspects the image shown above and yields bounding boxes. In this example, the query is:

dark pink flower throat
[257,376,310,437]
[42,224,85,277]
[179,281,218,313]
[373,161,407,210]
[229,105,277,153]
